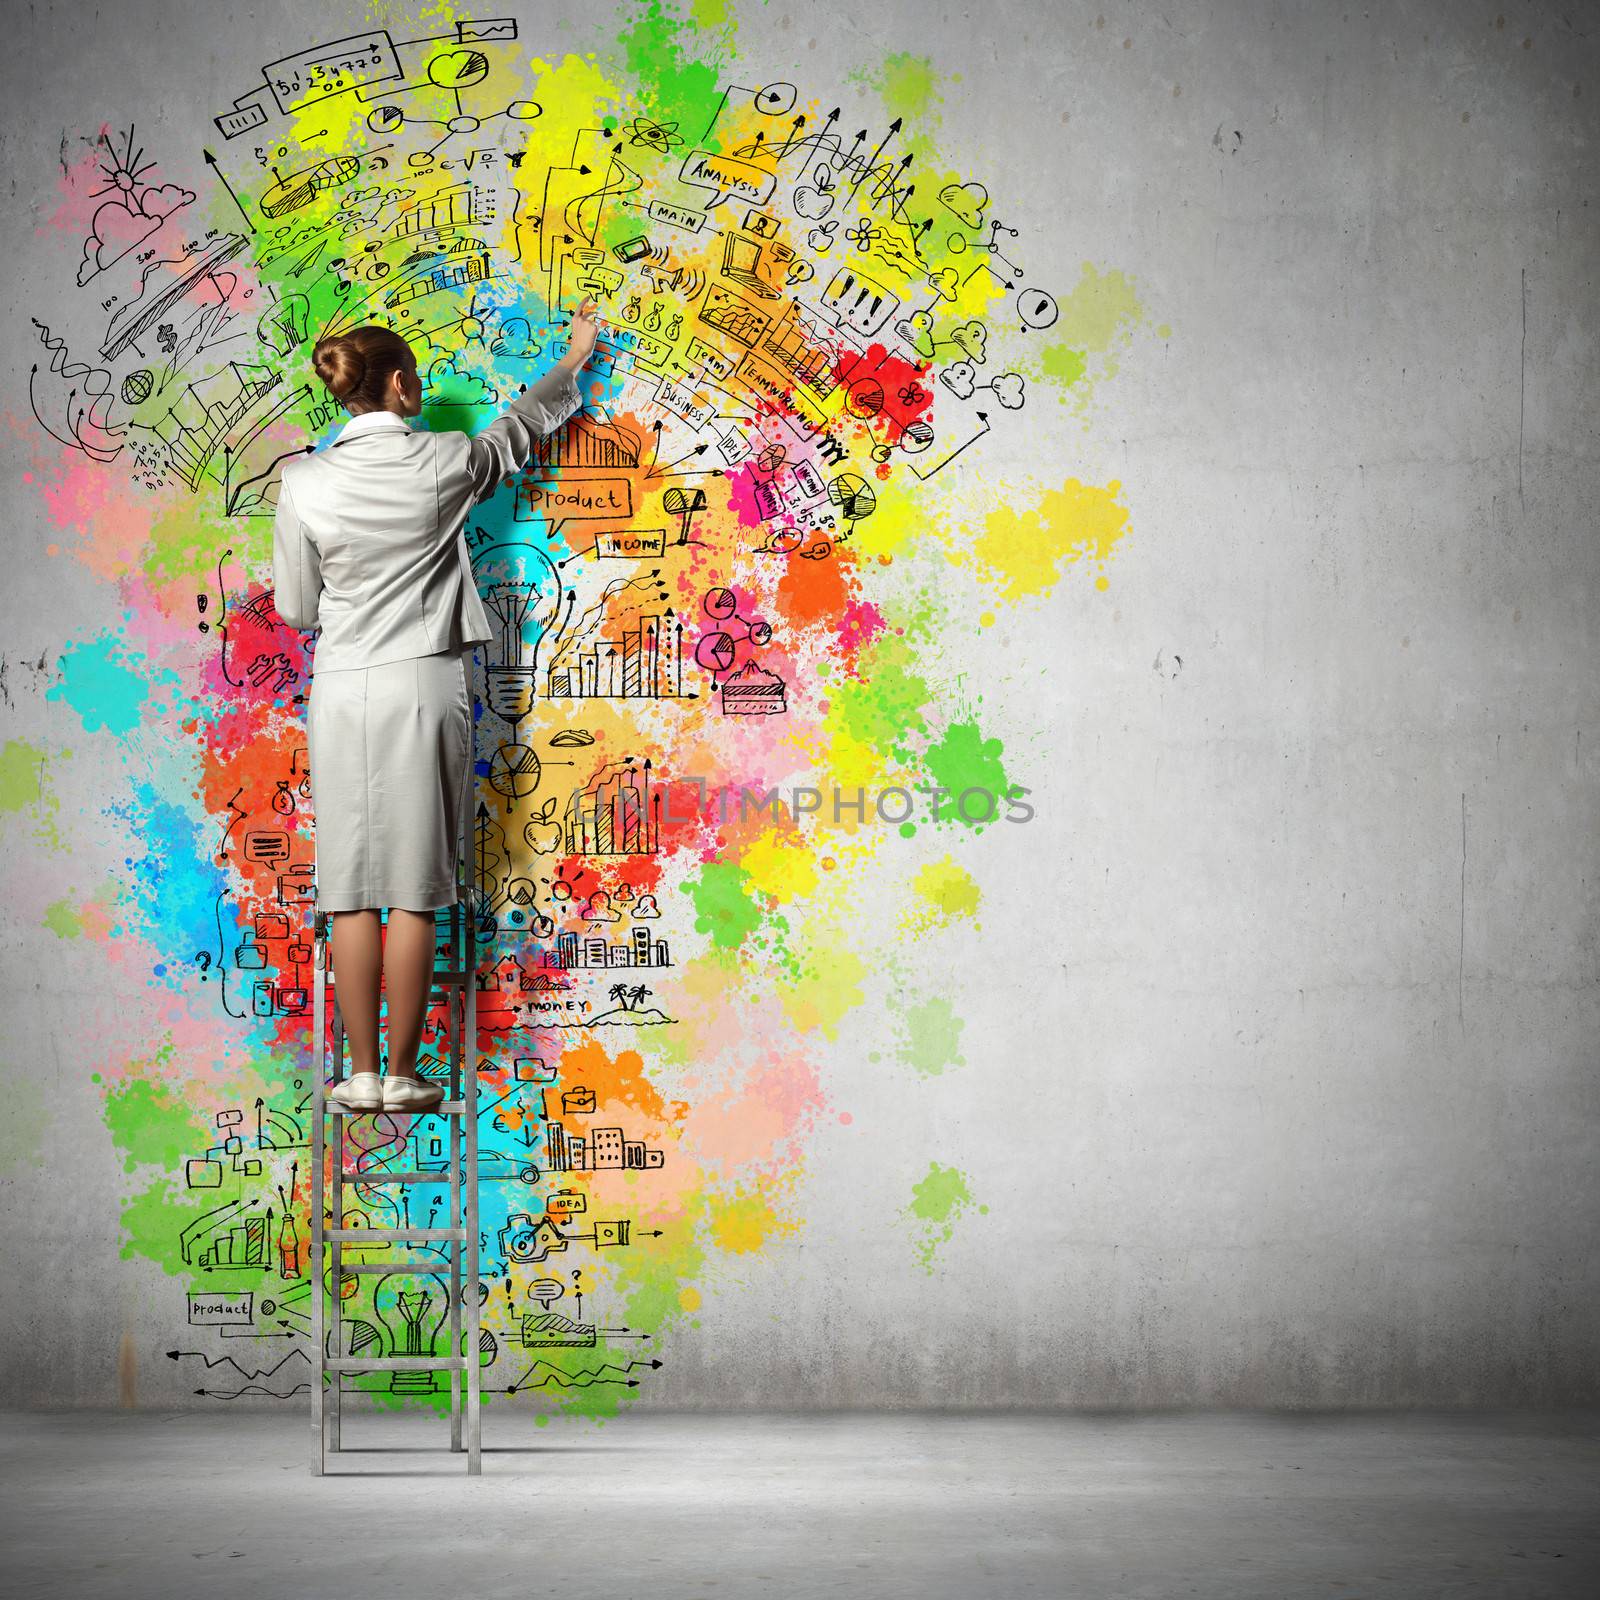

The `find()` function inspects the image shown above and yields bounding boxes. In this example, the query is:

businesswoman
[272,299,599,1113]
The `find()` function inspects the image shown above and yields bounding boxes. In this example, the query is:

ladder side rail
[310,910,328,1476]
[449,901,464,1453]
[464,648,482,1475]
[465,978,481,1473]
[329,987,347,1455]
[329,1008,344,1458]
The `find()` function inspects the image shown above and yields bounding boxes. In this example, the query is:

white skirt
[307,646,473,913]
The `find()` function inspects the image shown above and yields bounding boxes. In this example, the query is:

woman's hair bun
[310,325,416,413]
[312,335,366,402]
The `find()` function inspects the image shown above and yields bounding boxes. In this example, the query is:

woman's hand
[557,296,600,372]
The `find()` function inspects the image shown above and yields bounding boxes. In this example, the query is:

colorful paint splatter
[12,1,1154,1417]
[906,1161,986,1274]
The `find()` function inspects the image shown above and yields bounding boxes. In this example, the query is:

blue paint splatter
[47,633,180,737]
[108,780,241,978]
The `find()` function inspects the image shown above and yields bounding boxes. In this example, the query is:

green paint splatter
[922,720,1012,831]
[613,0,732,141]
[898,994,965,1077]
[681,860,766,950]
[43,877,121,939]
[829,629,934,763]
[0,1065,49,1176]
[1030,263,1154,407]
[103,1062,237,1273]
[870,53,943,122]
[905,1160,985,1272]
[0,739,47,813]
[102,1075,211,1179]
[1039,344,1087,386]
[117,1170,219,1269]
[0,737,66,849]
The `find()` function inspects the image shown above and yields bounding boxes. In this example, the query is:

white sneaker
[382,1076,445,1112]
[328,1072,383,1111]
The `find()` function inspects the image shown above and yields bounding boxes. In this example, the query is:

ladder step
[342,1260,454,1275]
[326,1228,466,1243]
[324,1357,468,1372]
[338,1171,455,1184]
[324,1100,465,1116]
[323,970,468,988]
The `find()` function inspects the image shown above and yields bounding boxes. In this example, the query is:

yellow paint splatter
[739,828,823,904]
[952,477,1130,602]
[707,1179,798,1254]
[777,944,867,1039]
[1056,263,1147,355]
[900,856,981,937]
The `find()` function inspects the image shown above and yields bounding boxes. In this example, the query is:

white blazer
[272,365,582,671]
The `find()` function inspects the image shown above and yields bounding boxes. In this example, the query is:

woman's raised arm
[462,297,600,503]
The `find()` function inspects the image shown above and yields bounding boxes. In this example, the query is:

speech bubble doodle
[677,148,775,211]
[987,372,1026,409]
[939,360,977,400]
[937,180,989,228]
[517,476,634,539]
[1017,287,1059,331]
[950,319,987,364]
[819,266,901,339]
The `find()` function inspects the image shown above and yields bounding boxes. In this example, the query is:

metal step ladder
[307,671,481,1475]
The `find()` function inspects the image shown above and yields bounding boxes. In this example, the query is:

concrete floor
[1,1411,1596,1599]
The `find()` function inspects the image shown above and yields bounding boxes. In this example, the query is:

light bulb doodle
[370,1269,455,1394]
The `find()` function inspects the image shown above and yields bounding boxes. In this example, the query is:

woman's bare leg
[383,908,437,1081]
[329,909,382,1076]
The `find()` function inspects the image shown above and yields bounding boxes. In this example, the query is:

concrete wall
[0,0,1595,1408]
